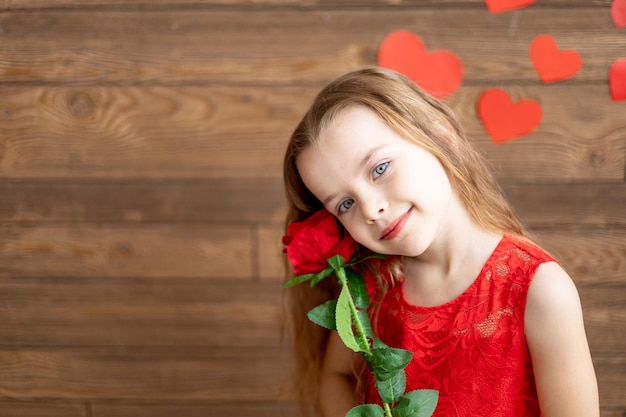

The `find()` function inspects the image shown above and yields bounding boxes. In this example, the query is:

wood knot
[68,92,94,118]
[588,149,606,168]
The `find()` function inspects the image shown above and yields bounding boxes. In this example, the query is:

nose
[362,197,387,224]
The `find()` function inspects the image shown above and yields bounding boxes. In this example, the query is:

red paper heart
[609,58,626,101]
[484,0,536,13]
[478,88,543,144]
[378,30,463,99]
[530,35,582,83]
[611,0,626,28]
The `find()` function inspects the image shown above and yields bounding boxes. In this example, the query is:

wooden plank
[258,225,287,282]
[0,277,283,347]
[91,401,297,417]
[502,182,626,228]
[0,347,620,406]
[0,85,310,180]
[0,9,622,85]
[596,356,626,409]
[0,0,613,10]
[0,401,85,417]
[0,225,252,279]
[0,346,293,401]
[0,179,287,224]
[579,284,626,356]
[600,410,626,417]
[2,180,624,226]
[0,85,624,180]
[534,228,626,286]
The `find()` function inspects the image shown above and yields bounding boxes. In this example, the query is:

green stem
[336,266,393,416]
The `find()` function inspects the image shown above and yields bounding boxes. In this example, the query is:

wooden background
[0,1,625,416]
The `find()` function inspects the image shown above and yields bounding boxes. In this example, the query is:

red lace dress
[365,235,554,416]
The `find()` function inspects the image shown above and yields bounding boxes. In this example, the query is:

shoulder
[525,261,582,340]
[525,261,580,322]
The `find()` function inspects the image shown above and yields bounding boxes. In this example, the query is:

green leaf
[369,347,413,381]
[345,404,385,417]
[336,285,360,352]
[347,253,388,266]
[393,389,439,417]
[377,370,406,404]
[346,267,369,308]
[284,272,317,288]
[372,338,389,349]
[307,300,337,330]
[327,254,347,271]
[309,267,334,287]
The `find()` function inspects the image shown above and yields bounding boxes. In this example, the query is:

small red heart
[378,30,463,99]
[611,0,626,28]
[609,58,626,101]
[478,88,543,144]
[484,0,535,13]
[529,35,582,83]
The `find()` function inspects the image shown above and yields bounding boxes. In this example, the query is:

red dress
[365,235,554,416]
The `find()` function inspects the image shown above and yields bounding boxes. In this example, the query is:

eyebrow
[321,144,387,206]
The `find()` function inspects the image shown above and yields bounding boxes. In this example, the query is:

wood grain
[0,179,287,224]
[0,277,283,348]
[0,401,86,417]
[0,0,613,10]
[534,228,626,286]
[0,9,622,85]
[0,346,292,401]
[503,182,626,227]
[0,348,621,406]
[0,85,309,179]
[0,225,253,279]
[0,2,623,415]
[91,401,298,417]
[0,85,624,180]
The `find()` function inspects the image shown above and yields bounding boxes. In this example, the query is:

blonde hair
[282,66,529,416]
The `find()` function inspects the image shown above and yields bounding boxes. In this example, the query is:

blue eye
[338,199,354,214]
[373,162,389,179]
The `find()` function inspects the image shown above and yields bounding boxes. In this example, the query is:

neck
[400,200,503,307]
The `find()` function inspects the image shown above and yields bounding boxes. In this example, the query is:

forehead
[296,106,408,200]
[318,105,391,147]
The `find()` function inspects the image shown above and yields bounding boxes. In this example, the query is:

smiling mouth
[380,208,412,240]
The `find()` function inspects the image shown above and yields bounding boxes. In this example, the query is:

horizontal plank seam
[0,3,606,13]
[0,78,613,89]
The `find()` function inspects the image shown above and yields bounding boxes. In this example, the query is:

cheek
[339,221,371,248]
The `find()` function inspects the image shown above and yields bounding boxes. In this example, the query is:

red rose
[283,209,359,275]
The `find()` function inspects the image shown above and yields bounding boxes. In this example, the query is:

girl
[282,67,599,417]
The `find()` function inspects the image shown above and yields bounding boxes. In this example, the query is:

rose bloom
[283,209,359,275]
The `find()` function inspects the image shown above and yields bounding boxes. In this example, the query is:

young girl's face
[296,105,456,257]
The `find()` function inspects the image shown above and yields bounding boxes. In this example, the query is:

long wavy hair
[282,66,529,417]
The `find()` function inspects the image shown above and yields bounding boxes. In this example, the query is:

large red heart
[609,58,626,101]
[484,0,535,13]
[378,30,463,99]
[478,88,543,144]
[530,35,582,83]
[611,0,626,28]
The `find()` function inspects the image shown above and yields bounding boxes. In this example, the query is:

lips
[380,208,413,240]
